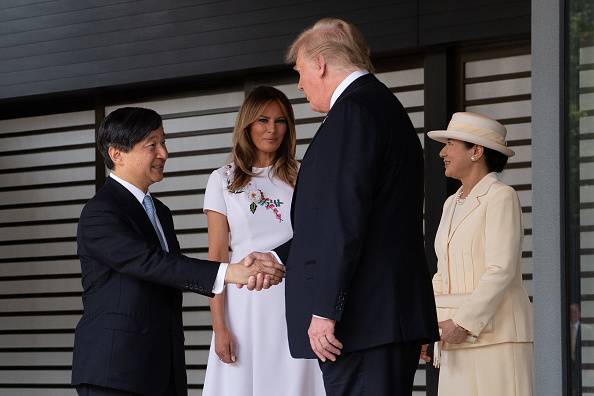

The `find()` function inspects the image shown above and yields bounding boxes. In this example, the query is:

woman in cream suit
[424,112,534,395]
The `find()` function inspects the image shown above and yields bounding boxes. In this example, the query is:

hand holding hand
[439,319,467,344]
[308,316,343,362]
[226,252,285,291]
[214,327,237,364]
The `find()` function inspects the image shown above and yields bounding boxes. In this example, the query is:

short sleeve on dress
[203,169,228,216]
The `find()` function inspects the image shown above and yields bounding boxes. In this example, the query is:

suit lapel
[105,177,164,248]
[447,173,499,243]
[447,192,480,243]
[440,195,457,252]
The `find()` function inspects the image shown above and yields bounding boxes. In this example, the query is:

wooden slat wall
[0,111,95,396]
[578,45,594,395]
[461,50,533,297]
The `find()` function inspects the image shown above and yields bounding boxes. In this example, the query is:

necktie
[571,324,576,361]
[142,195,167,251]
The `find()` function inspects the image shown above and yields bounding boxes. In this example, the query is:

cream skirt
[438,342,534,396]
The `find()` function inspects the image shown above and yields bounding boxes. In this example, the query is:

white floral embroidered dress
[202,164,325,396]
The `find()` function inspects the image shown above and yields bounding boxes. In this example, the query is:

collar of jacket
[446,172,501,242]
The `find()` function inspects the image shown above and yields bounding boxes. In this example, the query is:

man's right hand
[225,252,285,291]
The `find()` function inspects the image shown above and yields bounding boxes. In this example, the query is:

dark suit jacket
[276,74,440,359]
[71,177,220,396]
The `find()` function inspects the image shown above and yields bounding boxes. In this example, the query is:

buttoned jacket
[433,172,533,349]
[71,177,220,395]
[276,74,440,358]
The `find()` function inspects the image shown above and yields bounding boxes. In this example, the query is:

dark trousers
[76,384,142,396]
[76,367,177,396]
[318,340,422,396]
[76,380,177,396]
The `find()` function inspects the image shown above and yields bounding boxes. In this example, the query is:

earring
[471,156,477,162]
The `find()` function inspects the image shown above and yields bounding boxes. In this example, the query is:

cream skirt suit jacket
[432,172,533,395]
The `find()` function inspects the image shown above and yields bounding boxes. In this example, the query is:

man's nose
[158,145,168,159]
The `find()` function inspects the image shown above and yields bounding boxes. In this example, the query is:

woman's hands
[439,319,468,344]
[420,344,431,362]
[214,327,237,364]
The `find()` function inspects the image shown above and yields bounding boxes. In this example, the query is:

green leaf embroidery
[250,202,257,214]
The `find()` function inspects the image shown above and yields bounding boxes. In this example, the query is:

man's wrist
[213,263,228,294]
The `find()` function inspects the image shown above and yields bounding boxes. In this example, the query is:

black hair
[462,141,508,173]
[96,107,162,170]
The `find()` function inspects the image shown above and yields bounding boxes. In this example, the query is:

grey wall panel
[0,0,416,101]
[0,0,529,105]
[419,0,530,46]
[0,110,93,395]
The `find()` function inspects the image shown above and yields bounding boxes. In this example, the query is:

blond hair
[228,86,298,192]
[286,18,374,74]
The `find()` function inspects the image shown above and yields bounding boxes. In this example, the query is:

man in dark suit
[570,302,594,395]
[71,107,285,396]
[274,18,440,395]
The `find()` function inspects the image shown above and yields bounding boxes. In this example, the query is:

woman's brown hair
[228,86,298,192]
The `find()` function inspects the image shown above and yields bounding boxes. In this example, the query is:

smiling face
[439,139,475,180]
[249,100,287,167]
[295,48,330,114]
[111,126,168,193]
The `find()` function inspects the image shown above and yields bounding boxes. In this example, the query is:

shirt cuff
[212,263,228,294]
[269,250,284,266]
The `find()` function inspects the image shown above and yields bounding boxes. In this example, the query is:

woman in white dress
[202,86,325,396]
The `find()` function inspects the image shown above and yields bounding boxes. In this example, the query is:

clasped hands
[420,319,467,363]
[225,251,285,291]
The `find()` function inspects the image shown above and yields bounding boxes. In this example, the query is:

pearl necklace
[456,191,467,205]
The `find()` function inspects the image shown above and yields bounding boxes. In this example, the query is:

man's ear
[317,54,326,77]
[108,146,124,167]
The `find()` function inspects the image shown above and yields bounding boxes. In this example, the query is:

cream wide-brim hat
[427,112,515,157]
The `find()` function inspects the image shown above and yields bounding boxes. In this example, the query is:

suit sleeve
[274,239,292,265]
[453,186,524,335]
[78,199,220,297]
[310,100,381,320]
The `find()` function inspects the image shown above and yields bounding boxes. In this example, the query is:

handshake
[225,252,285,291]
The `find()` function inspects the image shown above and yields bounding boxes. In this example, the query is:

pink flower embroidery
[223,163,284,222]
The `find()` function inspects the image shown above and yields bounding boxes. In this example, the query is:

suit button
[338,295,345,301]
[198,285,204,292]
[479,322,485,328]
[184,283,189,288]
